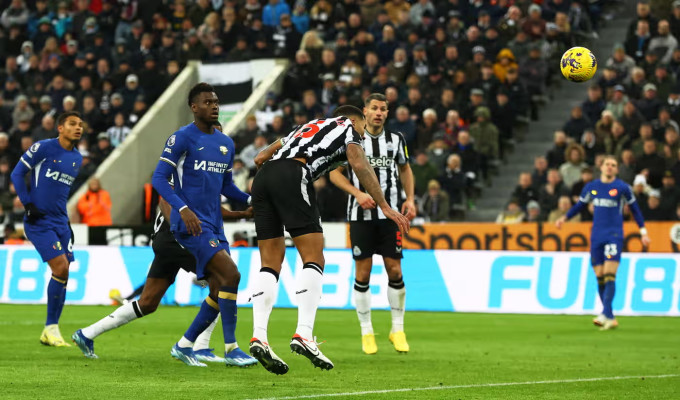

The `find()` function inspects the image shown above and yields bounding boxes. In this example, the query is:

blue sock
[46,275,67,326]
[183,296,220,342]
[597,277,605,303]
[602,274,616,319]
[218,286,238,346]
[55,283,67,321]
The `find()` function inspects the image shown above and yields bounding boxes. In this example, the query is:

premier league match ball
[560,47,597,82]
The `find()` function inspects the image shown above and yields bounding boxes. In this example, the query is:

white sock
[387,278,406,333]
[295,263,323,339]
[193,316,219,351]
[252,268,279,343]
[225,342,238,353]
[81,301,142,339]
[177,336,193,348]
[354,280,373,335]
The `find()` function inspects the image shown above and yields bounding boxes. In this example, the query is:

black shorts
[350,219,403,260]
[147,229,197,283]
[252,159,323,240]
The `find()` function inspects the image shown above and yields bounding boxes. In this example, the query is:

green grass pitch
[1,304,678,399]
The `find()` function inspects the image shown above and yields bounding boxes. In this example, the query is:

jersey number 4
[293,120,326,139]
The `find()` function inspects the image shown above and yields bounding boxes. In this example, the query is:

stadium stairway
[465,3,634,222]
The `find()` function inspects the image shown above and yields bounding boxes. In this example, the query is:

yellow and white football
[560,47,597,82]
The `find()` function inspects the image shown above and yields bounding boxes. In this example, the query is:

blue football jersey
[574,179,636,238]
[18,138,82,226]
[158,123,235,236]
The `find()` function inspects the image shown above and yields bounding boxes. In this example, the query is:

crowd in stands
[2,0,675,228]
[498,1,680,224]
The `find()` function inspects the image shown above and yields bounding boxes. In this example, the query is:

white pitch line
[246,374,680,400]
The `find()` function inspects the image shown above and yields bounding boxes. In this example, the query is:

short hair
[57,111,81,126]
[602,155,618,164]
[187,82,216,107]
[332,105,364,119]
[364,93,388,107]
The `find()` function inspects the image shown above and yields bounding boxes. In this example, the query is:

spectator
[648,20,678,64]
[0,158,11,193]
[240,134,268,171]
[650,65,676,101]
[31,114,56,142]
[493,48,518,83]
[580,129,602,166]
[263,0,292,28]
[606,43,636,81]
[77,178,113,226]
[91,132,113,165]
[632,123,662,159]
[570,166,595,205]
[547,130,569,168]
[510,172,537,210]
[420,179,449,222]
[451,131,481,182]
[532,156,549,188]
[582,85,607,126]
[637,83,663,121]
[1,0,29,30]
[605,85,629,121]
[525,200,542,222]
[387,106,416,149]
[625,19,652,63]
[594,110,614,145]
[660,171,680,216]
[563,105,591,142]
[416,108,440,153]
[548,195,581,222]
[619,149,637,184]
[664,126,680,166]
[438,153,466,210]
[619,101,645,138]
[411,151,439,197]
[641,189,668,220]
[637,139,667,187]
[539,168,569,218]
[106,112,131,148]
[605,121,631,161]
[496,198,525,224]
[651,108,679,141]
[469,106,499,166]
[559,143,588,188]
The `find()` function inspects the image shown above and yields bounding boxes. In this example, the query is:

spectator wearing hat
[469,106,499,170]
[525,200,543,222]
[641,189,668,220]
[291,0,310,35]
[637,83,663,121]
[651,64,676,101]
[464,46,487,83]
[493,48,518,83]
[625,19,652,63]
[91,132,113,165]
[461,88,486,124]
[31,95,55,127]
[11,95,33,131]
[120,74,142,113]
[606,43,636,81]
[605,85,629,120]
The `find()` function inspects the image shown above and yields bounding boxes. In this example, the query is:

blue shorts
[590,236,623,266]
[174,231,231,280]
[24,223,74,263]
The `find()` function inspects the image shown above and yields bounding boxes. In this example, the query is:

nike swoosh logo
[198,147,204,150]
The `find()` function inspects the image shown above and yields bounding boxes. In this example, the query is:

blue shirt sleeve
[152,133,188,211]
[566,182,592,220]
[11,141,48,205]
[221,138,251,204]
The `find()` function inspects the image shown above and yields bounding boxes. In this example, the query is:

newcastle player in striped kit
[329,93,416,355]
[248,105,410,374]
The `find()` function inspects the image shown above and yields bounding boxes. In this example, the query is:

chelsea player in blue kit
[556,156,650,330]
[151,83,256,367]
[10,112,83,347]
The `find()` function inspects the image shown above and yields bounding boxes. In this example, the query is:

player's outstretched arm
[347,143,410,233]
[221,176,251,205]
[329,166,376,210]
[254,138,284,168]
[398,163,417,220]
[221,206,254,220]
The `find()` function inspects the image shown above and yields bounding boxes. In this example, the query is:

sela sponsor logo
[593,198,618,207]
[194,160,229,173]
[367,156,394,168]
[45,169,76,186]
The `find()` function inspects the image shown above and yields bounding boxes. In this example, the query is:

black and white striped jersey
[272,117,362,180]
[346,128,408,221]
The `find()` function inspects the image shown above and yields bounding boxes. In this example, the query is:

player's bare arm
[254,138,284,168]
[222,206,254,219]
[329,165,376,210]
[398,163,416,220]
[346,143,410,233]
